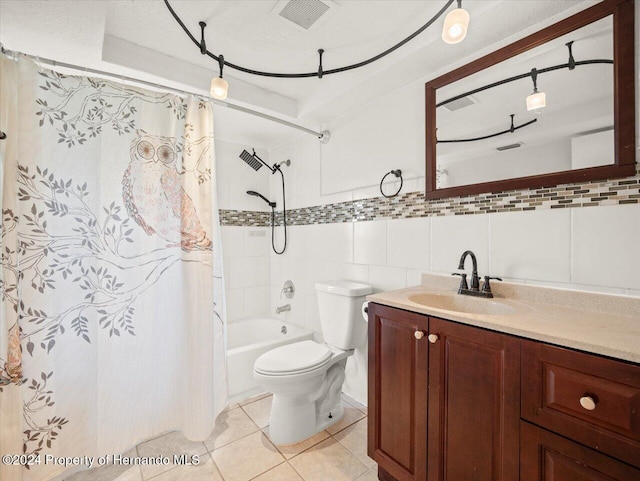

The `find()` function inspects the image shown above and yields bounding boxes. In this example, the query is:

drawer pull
[414,330,425,340]
[579,395,597,411]
[428,334,439,344]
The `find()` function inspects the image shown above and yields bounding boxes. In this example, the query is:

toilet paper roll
[361,301,369,322]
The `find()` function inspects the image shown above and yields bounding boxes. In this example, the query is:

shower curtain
[0,55,227,481]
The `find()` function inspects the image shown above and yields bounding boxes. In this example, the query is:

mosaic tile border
[220,165,640,227]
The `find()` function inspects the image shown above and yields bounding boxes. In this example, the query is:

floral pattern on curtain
[0,55,227,481]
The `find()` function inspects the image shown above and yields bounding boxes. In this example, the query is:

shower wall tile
[243,286,271,318]
[225,288,244,323]
[228,257,259,289]
[257,257,270,286]
[221,226,244,259]
[244,228,270,257]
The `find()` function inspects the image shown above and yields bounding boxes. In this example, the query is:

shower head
[240,150,263,171]
[246,190,276,208]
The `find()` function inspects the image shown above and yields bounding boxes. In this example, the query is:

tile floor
[65,393,377,481]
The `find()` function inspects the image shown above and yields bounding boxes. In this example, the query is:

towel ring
[380,169,403,198]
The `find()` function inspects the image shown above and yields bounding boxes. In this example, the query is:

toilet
[253,280,372,445]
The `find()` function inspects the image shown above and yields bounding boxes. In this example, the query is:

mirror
[425,0,635,200]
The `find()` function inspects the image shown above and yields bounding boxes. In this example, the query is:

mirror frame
[425,0,635,200]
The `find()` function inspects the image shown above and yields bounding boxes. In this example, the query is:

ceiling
[0,0,601,149]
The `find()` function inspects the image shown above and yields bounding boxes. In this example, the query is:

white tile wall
[572,204,640,290]
[490,209,571,283]
[387,218,429,270]
[431,214,490,274]
[354,221,387,265]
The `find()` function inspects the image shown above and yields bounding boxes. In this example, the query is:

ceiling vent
[273,0,335,31]
[496,142,523,151]
[443,95,478,112]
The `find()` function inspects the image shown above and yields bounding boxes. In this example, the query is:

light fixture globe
[210,77,228,100]
[442,7,470,44]
[526,91,546,111]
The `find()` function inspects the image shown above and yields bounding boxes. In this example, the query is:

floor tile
[333,419,375,468]
[212,431,284,481]
[289,438,368,481]
[251,462,304,481]
[136,432,207,479]
[263,427,330,459]
[64,450,141,481]
[241,395,272,429]
[204,405,260,450]
[326,404,366,435]
[239,392,271,406]
[354,469,379,481]
[150,454,223,481]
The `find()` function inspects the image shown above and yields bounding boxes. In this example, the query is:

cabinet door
[521,421,640,481]
[368,303,429,481]
[427,317,520,481]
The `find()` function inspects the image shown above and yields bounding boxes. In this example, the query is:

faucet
[276,304,291,314]
[452,250,502,298]
[457,250,480,290]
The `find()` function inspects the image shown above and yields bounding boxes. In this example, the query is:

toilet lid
[254,340,332,375]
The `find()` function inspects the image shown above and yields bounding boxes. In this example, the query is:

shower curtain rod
[0,45,330,142]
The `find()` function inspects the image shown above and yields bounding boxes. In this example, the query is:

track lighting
[526,68,546,112]
[442,0,470,44]
[164,0,472,100]
[210,54,228,100]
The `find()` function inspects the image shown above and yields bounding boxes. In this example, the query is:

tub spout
[276,304,291,314]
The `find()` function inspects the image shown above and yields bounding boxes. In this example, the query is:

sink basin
[407,293,516,316]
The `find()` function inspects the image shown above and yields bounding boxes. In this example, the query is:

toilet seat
[254,340,332,376]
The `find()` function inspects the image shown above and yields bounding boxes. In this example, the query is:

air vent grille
[443,96,477,112]
[278,0,330,30]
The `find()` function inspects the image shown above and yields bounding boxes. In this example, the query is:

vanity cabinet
[367,302,640,481]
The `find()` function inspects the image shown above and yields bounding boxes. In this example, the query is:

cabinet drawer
[521,340,640,467]
[521,422,640,481]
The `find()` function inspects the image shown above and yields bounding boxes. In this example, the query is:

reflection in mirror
[435,16,613,189]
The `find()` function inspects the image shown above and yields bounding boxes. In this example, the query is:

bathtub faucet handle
[281,280,295,299]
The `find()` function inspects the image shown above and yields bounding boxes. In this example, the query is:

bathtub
[227,317,313,403]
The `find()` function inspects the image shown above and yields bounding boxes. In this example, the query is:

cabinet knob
[414,330,425,340]
[428,334,439,344]
[579,395,597,411]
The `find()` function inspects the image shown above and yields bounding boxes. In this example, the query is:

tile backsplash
[220,165,640,228]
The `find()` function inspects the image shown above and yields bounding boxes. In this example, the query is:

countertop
[367,274,640,364]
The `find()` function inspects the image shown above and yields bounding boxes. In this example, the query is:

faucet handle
[452,272,468,291]
[481,276,502,293]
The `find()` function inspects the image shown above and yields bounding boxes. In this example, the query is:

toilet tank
[315,280,373,350]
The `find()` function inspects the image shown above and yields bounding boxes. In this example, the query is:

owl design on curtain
[122,130,212,251]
